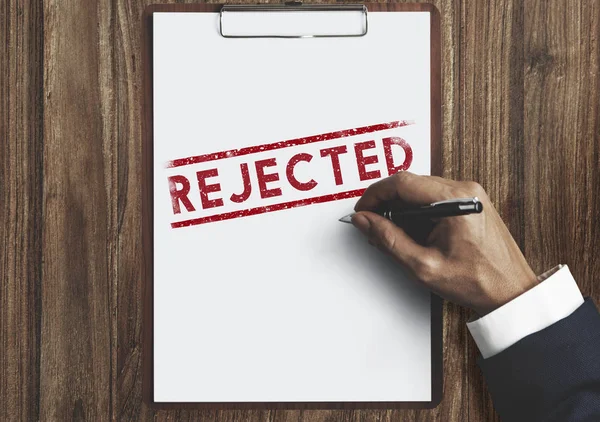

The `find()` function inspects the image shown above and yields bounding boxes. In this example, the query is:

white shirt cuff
[466,265,584,359]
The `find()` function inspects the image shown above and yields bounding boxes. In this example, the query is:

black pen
[338,197,483,224]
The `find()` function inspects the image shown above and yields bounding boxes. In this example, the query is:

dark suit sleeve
[478,298,600,422]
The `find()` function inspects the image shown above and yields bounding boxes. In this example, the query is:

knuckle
[449,187,467,199]
[378,226,398,252]
[414,255,441,283]
[451,181,486,199]
[463,181,486,196]
[393,170,412,185]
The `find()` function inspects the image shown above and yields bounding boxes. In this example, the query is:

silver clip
[219,4,368,39]
[430,197,480,206]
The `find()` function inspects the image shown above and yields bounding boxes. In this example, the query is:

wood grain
[1,0,599,421]
[523,0,600,295]
[41,0,114,420]
[0,1,44,421]
[115,0,151,419]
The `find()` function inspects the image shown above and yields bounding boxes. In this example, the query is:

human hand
[352,171,538,315]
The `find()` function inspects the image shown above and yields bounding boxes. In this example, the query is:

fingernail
[351,213,371,236]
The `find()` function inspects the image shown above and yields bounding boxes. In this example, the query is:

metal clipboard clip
[219,2,369,39]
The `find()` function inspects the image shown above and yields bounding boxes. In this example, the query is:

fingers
[352,211,443,284]
[354,171,452,212]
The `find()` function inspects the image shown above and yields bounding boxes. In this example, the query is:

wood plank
[113,0,155,418]
[40,0,115,419]
[0,1,44,421]
[523,2,600,296]
[458,0,526,421]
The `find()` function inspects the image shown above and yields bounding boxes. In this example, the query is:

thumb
[352,211,433,275]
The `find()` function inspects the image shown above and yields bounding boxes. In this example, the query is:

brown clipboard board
[142,2,442,410]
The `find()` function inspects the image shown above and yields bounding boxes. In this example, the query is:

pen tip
[339,214,354,224]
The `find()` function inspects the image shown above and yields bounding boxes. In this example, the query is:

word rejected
[165,121,416,228]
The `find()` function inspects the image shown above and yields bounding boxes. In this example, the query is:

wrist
[477,267,539,316]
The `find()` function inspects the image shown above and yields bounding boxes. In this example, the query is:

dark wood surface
[1,0,598,420]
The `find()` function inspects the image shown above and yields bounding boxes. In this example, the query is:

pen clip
[430,197,480,206]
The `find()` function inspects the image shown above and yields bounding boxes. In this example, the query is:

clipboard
[143,2,442,409]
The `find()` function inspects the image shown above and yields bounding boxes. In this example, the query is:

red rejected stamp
[165,120,415,228]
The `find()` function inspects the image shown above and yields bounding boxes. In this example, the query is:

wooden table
[1,0,598,420]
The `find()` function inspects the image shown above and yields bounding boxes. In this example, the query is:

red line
[166,120,414,168]
[171,189,366,229]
